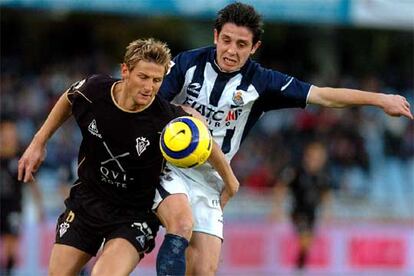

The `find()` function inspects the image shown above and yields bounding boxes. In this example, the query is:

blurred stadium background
[1,0,413,275]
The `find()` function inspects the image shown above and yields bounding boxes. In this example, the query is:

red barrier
[349,236,405,268]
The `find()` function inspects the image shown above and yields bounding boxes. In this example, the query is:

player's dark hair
[214,2,264,45]
[124,38,172,74]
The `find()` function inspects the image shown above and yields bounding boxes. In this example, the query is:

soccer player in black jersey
[0,118,44,276]
[18,38,239,276]
[274,141,332,270]
[156,2,413,275]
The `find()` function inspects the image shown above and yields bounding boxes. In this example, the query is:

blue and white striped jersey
[159,46,312,190]
[160,46,312,161]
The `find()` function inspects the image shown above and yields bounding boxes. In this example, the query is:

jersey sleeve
[66,75,111,118]
[158,53,187,101]
[319,173,332,191]
[66,76,95,105]
[257,67,312,111]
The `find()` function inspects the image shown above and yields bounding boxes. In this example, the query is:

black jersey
[66,74,186,210]
[0,156,22,211]
[283,166,330,212]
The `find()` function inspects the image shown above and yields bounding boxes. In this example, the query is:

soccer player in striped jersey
[154,2,413,275]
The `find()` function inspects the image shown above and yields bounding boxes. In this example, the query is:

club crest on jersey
[136,137,150,156]
[232,90,244,106]
[88,119,102,138]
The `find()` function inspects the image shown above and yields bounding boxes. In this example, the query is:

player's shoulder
[247,60,277,79]
[68,74,118,103]
[175,46,214,68]
[184,46,213,55]
[246,59,289,90]
[70,74,115,92]
[0,156,19,177]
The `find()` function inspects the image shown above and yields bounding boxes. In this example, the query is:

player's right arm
[18,91,72,183]
[180,105,239,209]
[270,167,295,221]
[209,142,240,209]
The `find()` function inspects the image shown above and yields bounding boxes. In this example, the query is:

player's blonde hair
[124,38,171,74]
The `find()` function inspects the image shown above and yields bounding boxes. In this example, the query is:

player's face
[121,60,165,109]
[303,144,327,173]
[214,23,261,73]
[0,122,18,157]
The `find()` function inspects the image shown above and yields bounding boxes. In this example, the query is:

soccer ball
[160,116,212,168]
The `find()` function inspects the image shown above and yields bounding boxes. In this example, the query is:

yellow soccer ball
[160,116,212,168]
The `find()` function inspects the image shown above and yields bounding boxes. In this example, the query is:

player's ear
[250,40,261,55]
[214,29,219,45]
[120,63,129,79]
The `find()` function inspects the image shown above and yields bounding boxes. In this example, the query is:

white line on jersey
[281,77,294,91]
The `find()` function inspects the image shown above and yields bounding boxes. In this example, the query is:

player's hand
[382,94,413,119]
[220,189,231,210]
[220,180,239,209]
[18,140,47,183]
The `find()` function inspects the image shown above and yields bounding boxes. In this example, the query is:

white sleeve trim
[305,85,315,107]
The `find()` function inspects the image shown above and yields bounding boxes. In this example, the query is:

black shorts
[55,184,160,258]
[291,209,316,234]
[0,204,21,236]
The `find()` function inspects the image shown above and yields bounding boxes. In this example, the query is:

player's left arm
[179,105,240,209]
[319,188,333,222]
[308,86,413,119]
[208,141,240,209]
[178,105,203,121]
[270,181,288,222]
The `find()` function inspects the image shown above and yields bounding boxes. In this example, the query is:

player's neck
[0,149,17,158]
[112,81,151,113]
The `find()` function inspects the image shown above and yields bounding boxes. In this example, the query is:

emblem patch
[136,235,146,248]
[59,222,70,237]
[136,137,150,156]
[232,90,244,106]
[88,119,102,138]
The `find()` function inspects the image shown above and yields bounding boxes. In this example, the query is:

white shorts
[153,165,224,239]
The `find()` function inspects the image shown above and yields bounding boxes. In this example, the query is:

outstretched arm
[18,91,72,182]
[320,189,333,222]
[180,105,240,209]
[308,86,413,119]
